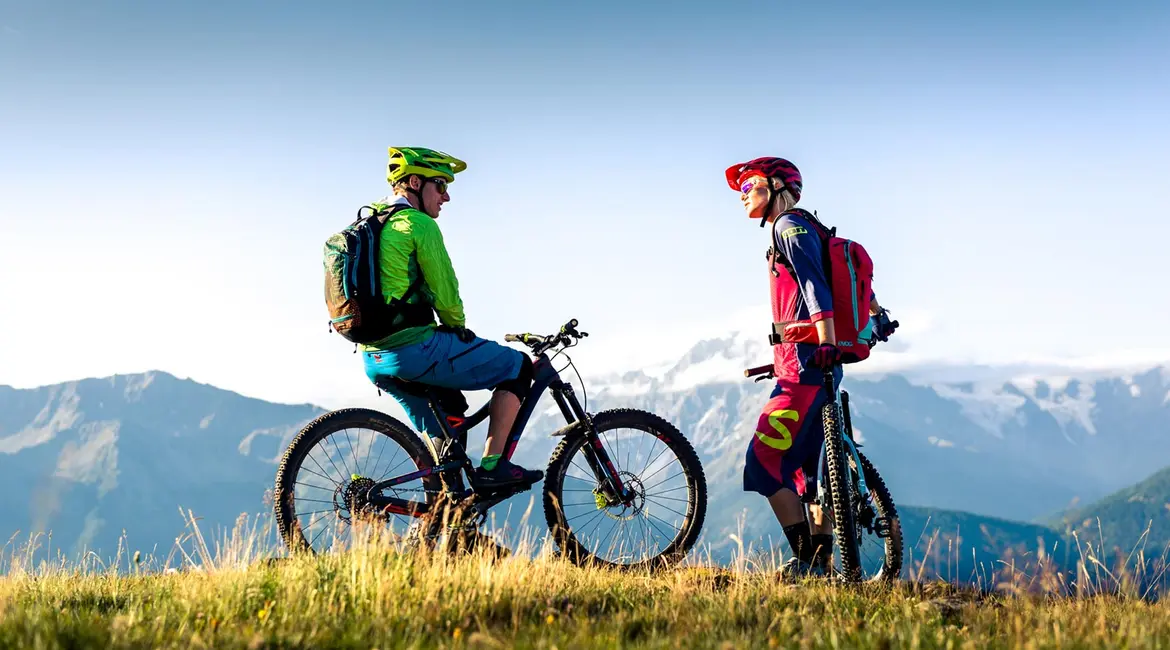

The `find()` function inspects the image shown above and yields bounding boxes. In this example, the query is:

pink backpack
[769,209,876,364]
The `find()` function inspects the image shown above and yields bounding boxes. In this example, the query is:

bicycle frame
[366,350,629,517]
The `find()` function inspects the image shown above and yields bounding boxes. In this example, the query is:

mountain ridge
[0,370,325,559]
[3,343,1167,576]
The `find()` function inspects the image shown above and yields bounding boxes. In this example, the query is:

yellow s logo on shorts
[754,409,799,451]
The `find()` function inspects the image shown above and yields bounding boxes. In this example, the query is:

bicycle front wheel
[823,399,862,581]
[849,450,903,582]
[543,409,707,571]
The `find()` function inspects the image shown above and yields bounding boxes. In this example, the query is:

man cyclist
[359,146,543,491]
[725,156,896,578]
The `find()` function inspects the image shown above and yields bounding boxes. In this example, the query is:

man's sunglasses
[429,178,449,194]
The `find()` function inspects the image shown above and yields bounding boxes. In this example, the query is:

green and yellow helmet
[386,147,467,186]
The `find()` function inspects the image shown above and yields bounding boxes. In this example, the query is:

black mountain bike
[274,319,707,570]
[742,363,904,582]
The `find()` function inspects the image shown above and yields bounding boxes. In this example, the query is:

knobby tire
[823,399,863,581]
[274,408,440,554]
[543,408,707,571]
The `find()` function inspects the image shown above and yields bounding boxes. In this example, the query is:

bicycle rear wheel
[822,406,904,582]
[848,450,903,582]
[274,408,440,554]
[543,408,707,571]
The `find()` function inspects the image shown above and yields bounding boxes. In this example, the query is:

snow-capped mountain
[514,330,1170,531]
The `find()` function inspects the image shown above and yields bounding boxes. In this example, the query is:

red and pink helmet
[724,157,803,203]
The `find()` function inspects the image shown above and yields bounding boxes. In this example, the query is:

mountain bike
[742,362,904,582]
[274,319,707,570]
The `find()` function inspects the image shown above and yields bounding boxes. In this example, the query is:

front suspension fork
[581,431,630,503]
[553,382,629,502]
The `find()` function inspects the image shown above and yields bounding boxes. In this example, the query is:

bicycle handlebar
[505,319,588,355]
[746,310,902,381]
[744,364,773,378]
[743,362,839,392]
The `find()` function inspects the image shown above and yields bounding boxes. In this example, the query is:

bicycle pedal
[874,517,893,538]
[481,484,531,500]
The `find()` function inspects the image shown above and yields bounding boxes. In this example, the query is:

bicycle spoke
[304,454,341,487]
[295,497,338,506]
[638,437,662,476]
[645,493,690,505]
[567,507,608,524]
[308,519,333,549]
[643,510,681,540]
[294,480,333,493]
[378,455,414,483]
[568,459,595,482]
[643,469,686,494]
[367,436,390,479]
[643,497,687,520]
[321,435,349,483]
[343,428,360,474]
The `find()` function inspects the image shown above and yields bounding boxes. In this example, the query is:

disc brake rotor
[593,472,646,521]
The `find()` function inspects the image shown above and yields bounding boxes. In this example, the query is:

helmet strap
[406,176,431,216]
[758,184,780,228]
[766,180,793,224]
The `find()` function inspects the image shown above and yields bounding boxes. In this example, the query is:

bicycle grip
[504,334,522,342]
[744,364,773,378]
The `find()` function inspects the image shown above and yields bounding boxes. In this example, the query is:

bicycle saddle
[375,376,469,416]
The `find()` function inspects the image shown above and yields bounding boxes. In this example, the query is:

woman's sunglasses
[740,178,767,194]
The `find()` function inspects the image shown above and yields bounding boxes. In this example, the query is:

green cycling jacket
[359,197,466,351]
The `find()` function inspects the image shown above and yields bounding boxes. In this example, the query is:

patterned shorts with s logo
[743,381,829,498]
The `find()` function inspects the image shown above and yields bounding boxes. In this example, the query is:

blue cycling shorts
[363,329,525,437]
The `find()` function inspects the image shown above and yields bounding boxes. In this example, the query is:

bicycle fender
[549,421,585,438]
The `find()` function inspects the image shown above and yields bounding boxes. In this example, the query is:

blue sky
[2,0,1169,407]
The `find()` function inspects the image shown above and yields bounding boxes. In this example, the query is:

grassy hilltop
[2,517,1170,650]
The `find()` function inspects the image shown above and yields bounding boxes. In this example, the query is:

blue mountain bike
[274,319,708,570]
[741,363,904,582]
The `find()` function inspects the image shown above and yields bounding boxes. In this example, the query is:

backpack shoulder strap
[768,214,796,279]
[369,204,428,306]
[768,208,836,282]
[353,202,414,226]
